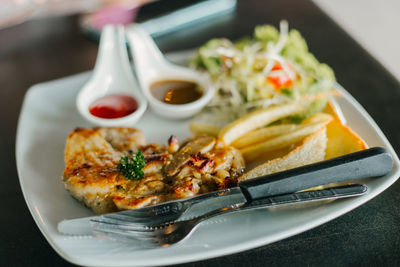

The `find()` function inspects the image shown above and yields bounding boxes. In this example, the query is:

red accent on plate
[89,94,138,119]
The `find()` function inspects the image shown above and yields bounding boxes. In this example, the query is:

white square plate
[16,52,400,267]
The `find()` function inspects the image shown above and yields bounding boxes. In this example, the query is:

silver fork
[91,184,368,247]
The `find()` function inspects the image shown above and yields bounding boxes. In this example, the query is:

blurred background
[313,0,400,82]
[1,0,399,81]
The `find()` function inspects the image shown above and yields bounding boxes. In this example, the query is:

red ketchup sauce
[89,94,138,119]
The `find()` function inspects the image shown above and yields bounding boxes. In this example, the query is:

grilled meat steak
[63,128,245,214]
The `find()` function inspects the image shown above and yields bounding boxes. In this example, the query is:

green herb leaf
[118,151,146,179]
[281,88,294,98]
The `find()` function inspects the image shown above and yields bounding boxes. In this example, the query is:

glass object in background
[0,0,152,29]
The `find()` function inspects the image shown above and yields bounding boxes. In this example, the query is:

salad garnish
[190,20,336,124]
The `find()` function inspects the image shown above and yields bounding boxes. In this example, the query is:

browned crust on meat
[63,128,245,214]
[63,127,146,214]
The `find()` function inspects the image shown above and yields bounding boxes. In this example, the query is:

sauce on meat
[89,94,138,119]
[150,80,203,105]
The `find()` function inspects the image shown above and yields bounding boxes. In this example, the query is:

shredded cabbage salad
[190,21,336,124]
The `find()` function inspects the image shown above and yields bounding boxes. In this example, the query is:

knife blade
[58,147,393,235]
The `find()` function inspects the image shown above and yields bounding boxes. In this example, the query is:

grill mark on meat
[165,135,216,176]
[69,163,92,176]
[187,153,215,174]
[144,153,169,162]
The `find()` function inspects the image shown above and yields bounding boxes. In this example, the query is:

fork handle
[239,147,393,202]
[194,184,368,225]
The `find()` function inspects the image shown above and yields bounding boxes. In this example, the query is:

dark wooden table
[2,0,400,266]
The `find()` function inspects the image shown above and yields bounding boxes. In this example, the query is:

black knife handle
[239,147,393,202]
[246,184,368,208]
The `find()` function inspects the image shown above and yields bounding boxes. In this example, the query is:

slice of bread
[238,127,327,181]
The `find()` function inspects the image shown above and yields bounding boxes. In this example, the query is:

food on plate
[62,128,244,214]
[324,103,368,159]
[190,20,336,124]
[232,124,298,148]
[235,104,367,181]
[218,102,306,145]
[239,113,332,162]
[239,127,327,181]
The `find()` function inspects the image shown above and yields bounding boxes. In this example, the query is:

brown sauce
[150,80,203,105]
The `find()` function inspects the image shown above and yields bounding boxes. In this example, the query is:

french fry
[232,124,298,149]
[301,113,332,124]
[240,118,331,162]
[219,102,305,145]
[189,122,221,137]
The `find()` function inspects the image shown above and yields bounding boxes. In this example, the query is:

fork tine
[94,224,161,241]
[91,218,177,242]
[92,216,198,246]
[92,215,178,231]
[93,229,160,247]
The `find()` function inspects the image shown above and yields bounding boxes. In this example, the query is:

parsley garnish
[281,88,294,98]
[118,151,146,179]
